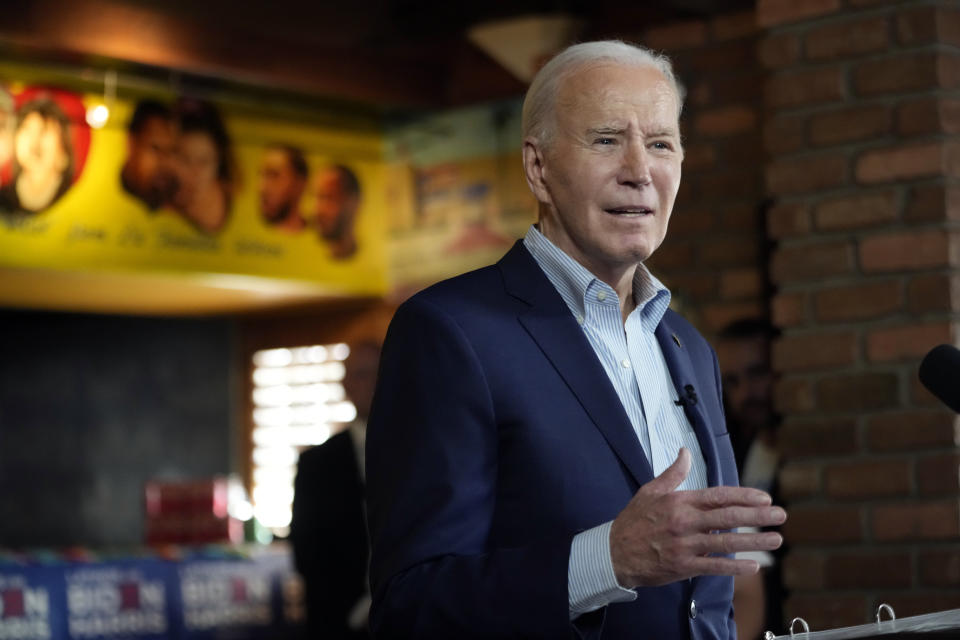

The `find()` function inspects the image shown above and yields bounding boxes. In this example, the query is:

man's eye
[651,141,672,150]
[594,137,615,145]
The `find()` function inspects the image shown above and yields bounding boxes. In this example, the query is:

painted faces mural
[0,86,90,216]
[121,98,237,235]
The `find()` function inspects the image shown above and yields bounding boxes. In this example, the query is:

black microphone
[919,344,960,413]
[675,384,698,408]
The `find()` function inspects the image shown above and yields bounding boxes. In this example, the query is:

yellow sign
[0,82,389,298]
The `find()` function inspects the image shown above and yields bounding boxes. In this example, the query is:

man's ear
[522,138,551,205]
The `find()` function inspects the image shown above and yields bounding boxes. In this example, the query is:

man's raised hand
[609,448,786,589]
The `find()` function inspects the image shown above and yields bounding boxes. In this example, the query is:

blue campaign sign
[0,546,305,639]
[0,564,67,640]
[248,546,306,636]
[62,559,178,640]
[176,557,277,640]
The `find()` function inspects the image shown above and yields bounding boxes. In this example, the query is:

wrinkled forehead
[560,62,678,112]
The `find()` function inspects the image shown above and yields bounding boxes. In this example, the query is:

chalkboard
[0,309,236,548]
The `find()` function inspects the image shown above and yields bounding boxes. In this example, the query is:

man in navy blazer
[366,41,786,639]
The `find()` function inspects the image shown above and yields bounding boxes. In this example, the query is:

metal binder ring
[789,617,811,637]
[876,603,896,625]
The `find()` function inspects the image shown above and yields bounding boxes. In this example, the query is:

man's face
[126,116,177,207]
[525,63,683,281]
[16,112,68,178]
[259,149,304,222]
[313,169,347,236]
[717,336,775,436]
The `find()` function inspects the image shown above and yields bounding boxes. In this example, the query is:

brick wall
[760,0,960,630]
[636,11,771,333]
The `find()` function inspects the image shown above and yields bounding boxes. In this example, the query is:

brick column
[635,11,769,333]
[760,0,960,630]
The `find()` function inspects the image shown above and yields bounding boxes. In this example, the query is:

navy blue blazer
[366,241,739,639]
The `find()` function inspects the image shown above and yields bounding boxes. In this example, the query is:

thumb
[644,447,691,497]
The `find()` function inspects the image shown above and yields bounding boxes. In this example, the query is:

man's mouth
[605,206,653,216]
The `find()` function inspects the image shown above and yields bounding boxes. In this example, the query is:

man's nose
[618,142,652,187]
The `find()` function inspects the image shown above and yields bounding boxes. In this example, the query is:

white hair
[521,40,686,147]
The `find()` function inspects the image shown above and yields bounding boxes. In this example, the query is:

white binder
[764,605,960,639]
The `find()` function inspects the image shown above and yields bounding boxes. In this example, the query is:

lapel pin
[672,333,682,348]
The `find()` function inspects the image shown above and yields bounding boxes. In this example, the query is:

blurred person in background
[259,143,308,233]
[291,341,381,639]
[716,318,780,496]
[121,100,178,211]
[716,317,784,640]
[313,164,361,259]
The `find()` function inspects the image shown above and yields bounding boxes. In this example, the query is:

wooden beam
[0,0,444,107]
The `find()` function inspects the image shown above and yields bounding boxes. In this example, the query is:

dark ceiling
[0,0,753,111]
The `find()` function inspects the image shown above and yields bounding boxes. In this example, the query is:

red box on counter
[145,477,229,518]
[144,476,241,546]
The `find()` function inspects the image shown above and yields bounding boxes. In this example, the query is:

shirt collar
[523,224,671,331]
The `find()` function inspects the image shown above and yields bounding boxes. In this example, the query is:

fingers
[685,556,764,577]
[688,485,773,509]
[695,505,787,532]
[617,448,789,588]
[643,447,692,497]
[687,531,783,557]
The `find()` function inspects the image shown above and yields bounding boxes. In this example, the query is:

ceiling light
[467,14,584,83]
[85,69,116,129]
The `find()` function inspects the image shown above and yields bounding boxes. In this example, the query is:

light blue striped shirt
[522,225,709,618]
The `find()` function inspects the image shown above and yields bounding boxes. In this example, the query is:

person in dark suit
[365,41,786,639]
[291,342,381,639]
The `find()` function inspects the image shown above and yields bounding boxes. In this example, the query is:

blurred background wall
[0,309,236,547]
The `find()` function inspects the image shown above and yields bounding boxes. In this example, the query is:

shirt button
[576,315,584,325]
[689,599,697,619]
[621,359,631,369]
[597,291,607,301]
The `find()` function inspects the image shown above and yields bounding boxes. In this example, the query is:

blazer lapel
[499,242,654,487]
[655,320,721,488]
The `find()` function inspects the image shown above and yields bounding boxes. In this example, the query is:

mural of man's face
[259,148,304,223]
[314,168,360,241]
[126,115,177,208]
[313,169,347,237]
